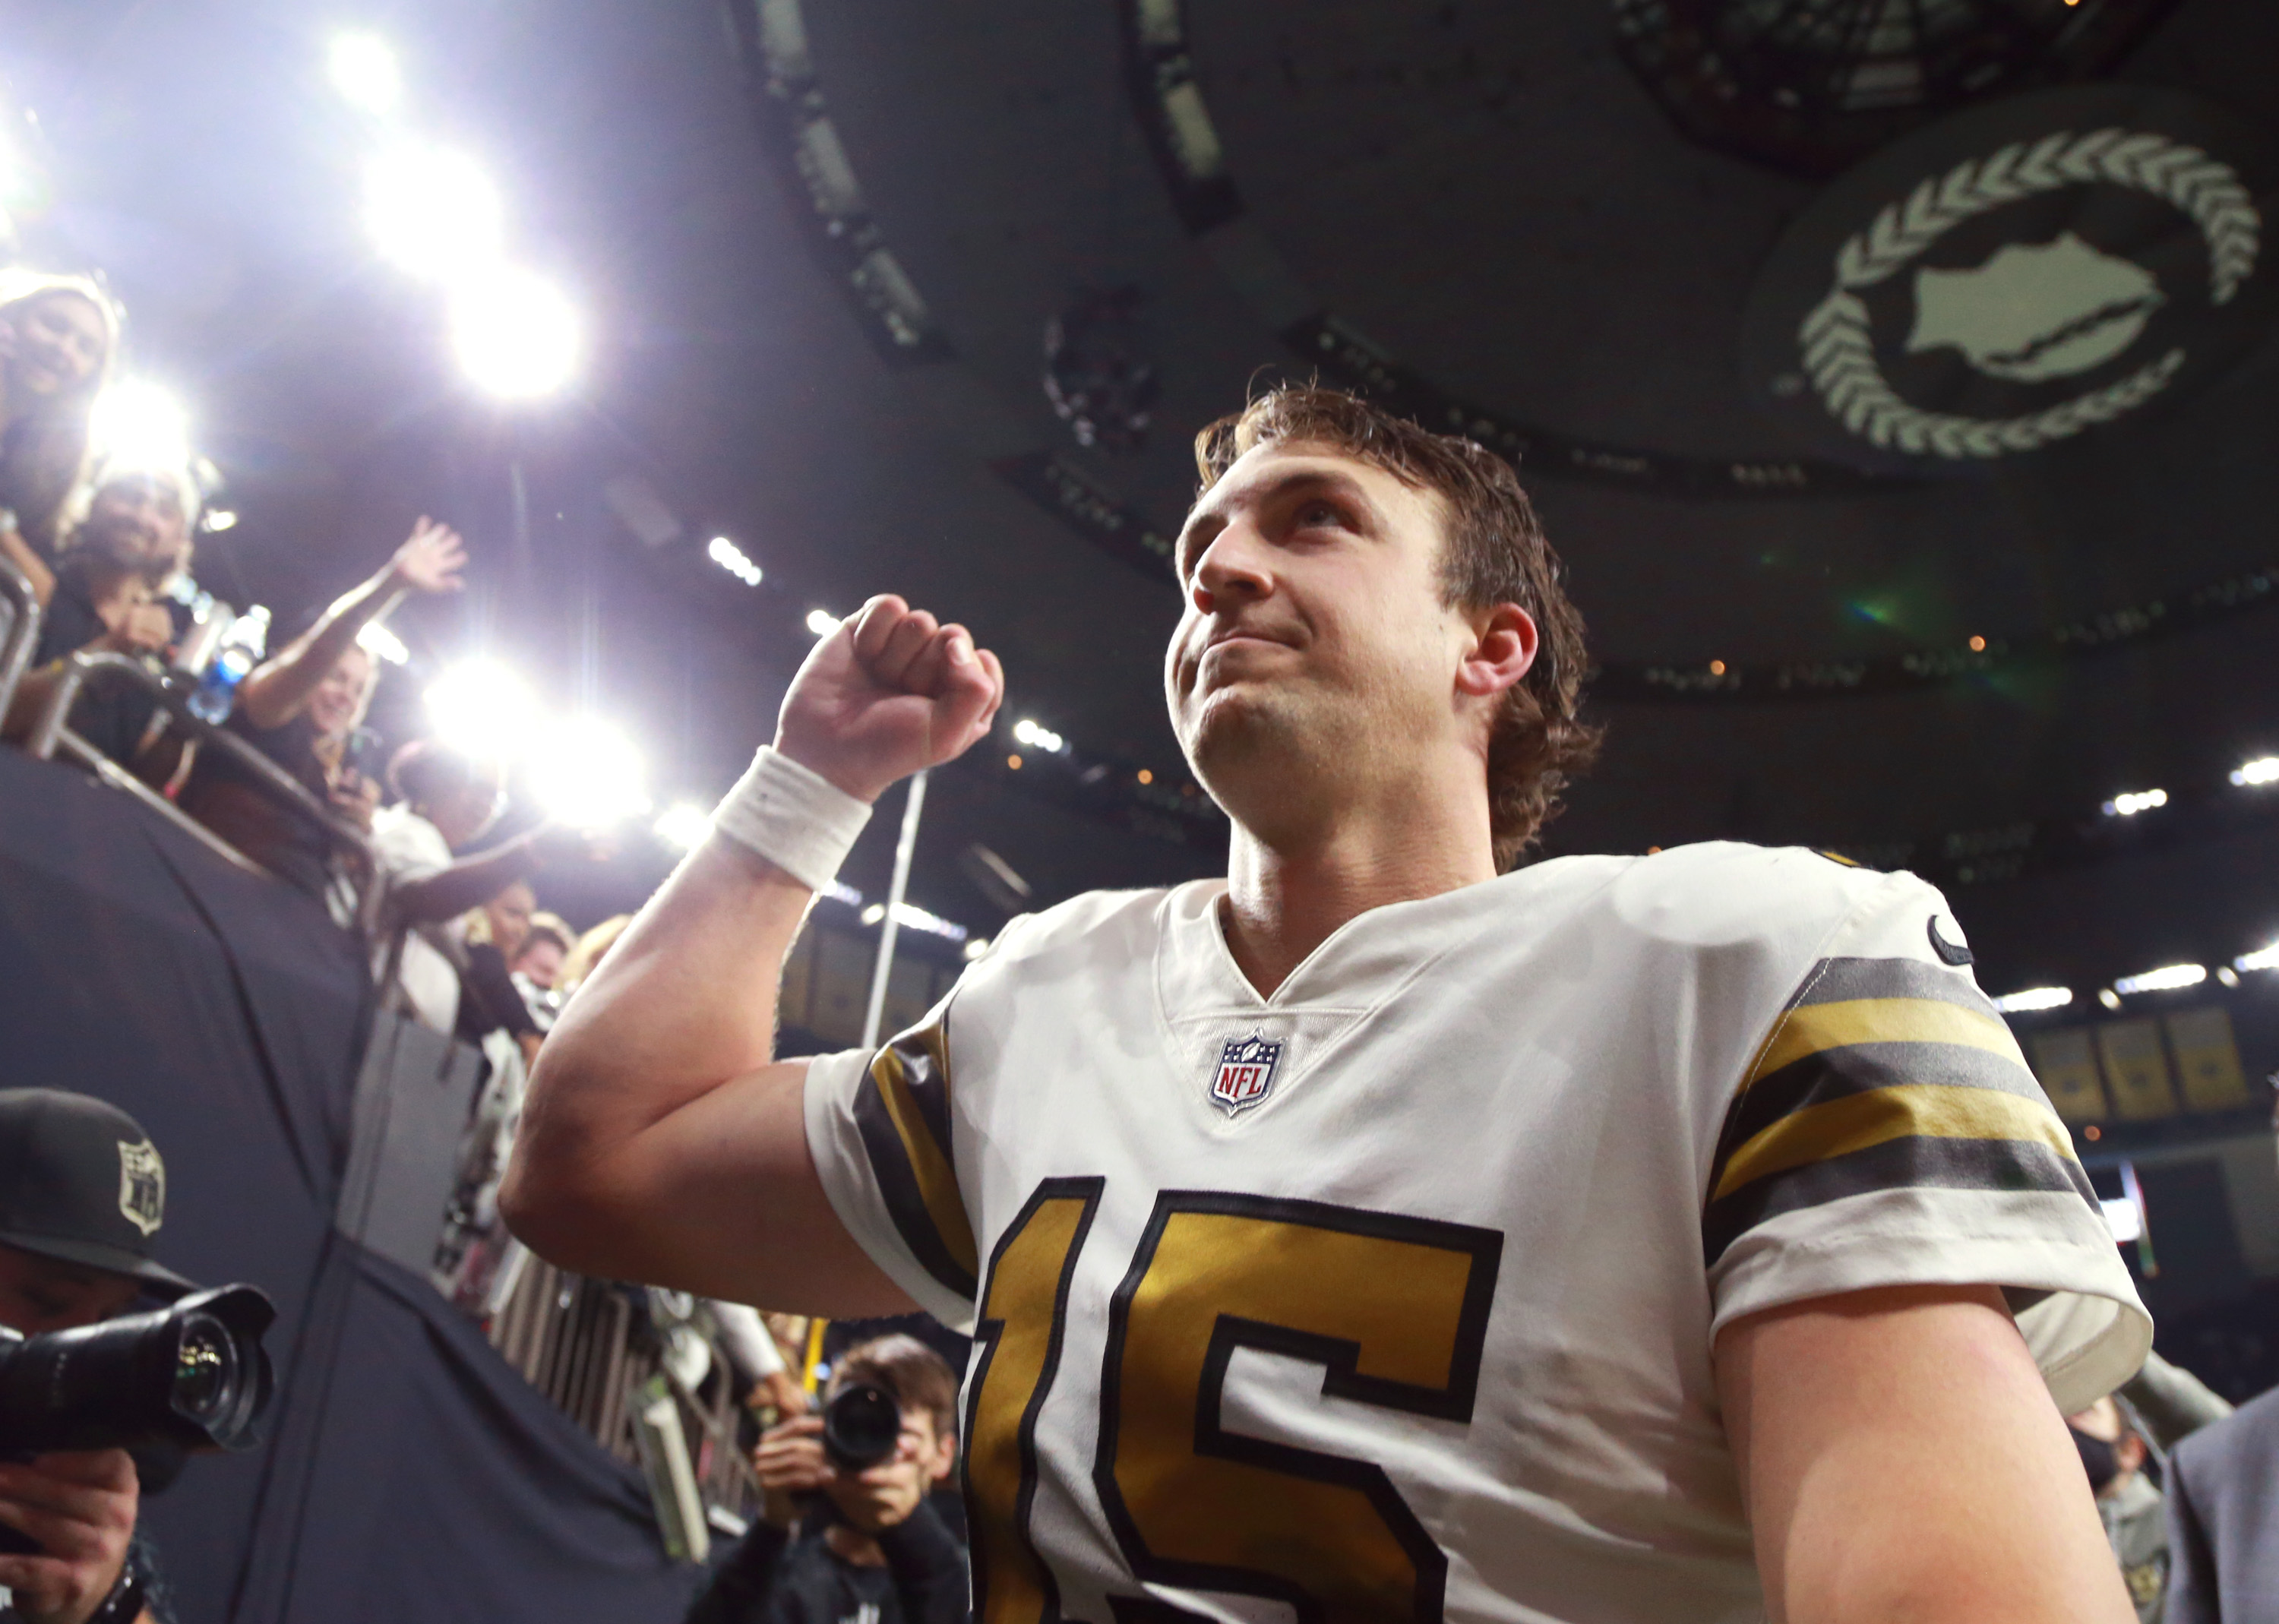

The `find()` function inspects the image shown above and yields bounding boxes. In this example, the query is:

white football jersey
[804,843,2148,1624]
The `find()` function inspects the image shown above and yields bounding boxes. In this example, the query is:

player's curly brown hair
[1193,387,1600,870]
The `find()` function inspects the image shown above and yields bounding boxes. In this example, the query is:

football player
[506,387,2148,1622]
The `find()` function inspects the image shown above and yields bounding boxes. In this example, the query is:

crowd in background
[0,262,646,1194]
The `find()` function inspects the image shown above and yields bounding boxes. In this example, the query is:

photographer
[690,1335,966,1624]
[0,1090,192,1624]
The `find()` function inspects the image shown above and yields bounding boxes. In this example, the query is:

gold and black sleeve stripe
[1703,956,2094,1268]
[852,1019,980,1302]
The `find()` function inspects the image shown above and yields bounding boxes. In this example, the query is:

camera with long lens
[820,1381,902,1471]
[0,1284,277,1554]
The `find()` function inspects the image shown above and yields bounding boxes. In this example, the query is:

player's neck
[1220,781,1497,998]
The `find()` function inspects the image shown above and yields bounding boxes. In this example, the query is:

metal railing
[26,650,382,921]
[23,641,767,1556]
[0,558,41,722]
[487,1255,761,1538]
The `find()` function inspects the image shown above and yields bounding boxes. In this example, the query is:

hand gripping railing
[0,558,41,722]
[26,652,381,918]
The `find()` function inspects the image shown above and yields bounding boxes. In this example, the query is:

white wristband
[710,747,873,893]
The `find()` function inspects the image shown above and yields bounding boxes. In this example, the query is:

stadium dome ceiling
[14,0,2279,970]
[772,0,2279,833]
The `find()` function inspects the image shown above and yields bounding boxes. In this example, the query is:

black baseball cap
[0,1089,196,1298]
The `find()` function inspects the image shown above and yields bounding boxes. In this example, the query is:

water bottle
[186,605,270,725]
[172,589,226,677]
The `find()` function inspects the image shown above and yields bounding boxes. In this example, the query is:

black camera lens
[821,1382,902,1471]
[0,1284,275,1457]
[172,1319,236,1424]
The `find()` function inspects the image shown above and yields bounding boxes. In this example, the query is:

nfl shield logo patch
[1209,1035,1284,1116]
[117,1139,165,1237]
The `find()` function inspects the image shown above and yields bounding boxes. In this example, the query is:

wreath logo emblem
[1799,127,2261,460]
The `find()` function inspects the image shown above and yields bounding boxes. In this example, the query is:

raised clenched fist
[776,595,1005,804]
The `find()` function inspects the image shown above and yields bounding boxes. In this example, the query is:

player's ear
[1456,603,1538,700]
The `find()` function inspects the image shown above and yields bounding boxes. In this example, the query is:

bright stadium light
[2100,788,2167,818]
[2231,757,2279,788]
[1991,986,2072,1014]
[2100,1199,2143,1246]
[2112,963,2207,996]
[424,660,536,757]
[89,380,191,471]
[1012,718,1066,754]
[806,608,842,637]
[654,802,712,850]
[201,508,239,532]
[356,620,409,665]
[450,266,580,400]
[858,900,969,942]
[366,144,503,279]
[529,716,649,829]
[2236,942,2279,974]
[708,536,763,586]
[329,33,403,115]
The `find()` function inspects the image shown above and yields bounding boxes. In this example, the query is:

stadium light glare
[329,33,403,115]
[2100,788,2167,818]
[1990,986,2072,1014]
[366,144,503,280]
[2112,963,2206,996]
[2097,989,2123,1009]
[529,716,649,829]
[423,661,536,758]
[857,899,969,942]
[356,621,409,666]
[2231,757,2279,788]
[88,381,191,472]
[1012,718,1066,754]
[2100,1198,2143,1245]
[201,509,239,533]
[806,608,842,637]
[962,937,991,962]
[653,802,711,851]
[2236,942,2279,974]
[0,132,25,211]
[449,266,580,400]
[707,536,763,586]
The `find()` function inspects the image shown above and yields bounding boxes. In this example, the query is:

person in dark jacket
[691,1335,967,1624]
[2162,1383,2279,1623]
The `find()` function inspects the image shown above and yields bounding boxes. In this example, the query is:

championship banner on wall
[1742,86,2276,468]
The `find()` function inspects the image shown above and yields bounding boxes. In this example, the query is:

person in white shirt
[505,386,2148,1623]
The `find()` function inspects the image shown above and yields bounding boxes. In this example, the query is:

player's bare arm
[501,594,1004,1311]
[1719,1282,2135,1624]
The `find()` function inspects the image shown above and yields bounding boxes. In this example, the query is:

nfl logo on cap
[1209,1035,1283,1116]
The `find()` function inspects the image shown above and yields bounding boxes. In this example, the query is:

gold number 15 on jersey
[965,1180,1503,1624]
